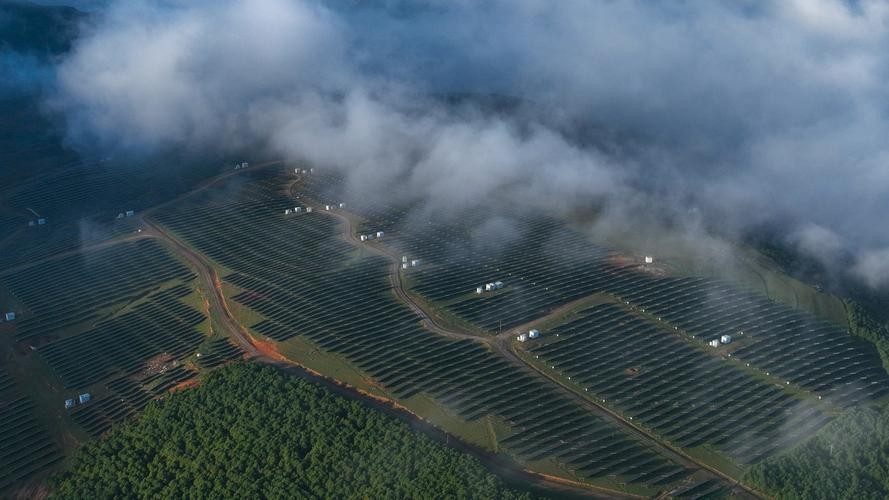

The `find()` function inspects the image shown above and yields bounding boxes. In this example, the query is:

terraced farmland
[0,367,62,492]
[0,238,194,341]
[526,303,830,463]
[151,169,692,490]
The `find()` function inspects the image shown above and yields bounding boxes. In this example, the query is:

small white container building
[402,256,408,263]
[476,287,484,294]
[720,334,732,344]
[65,399,75,409]
[484,283,495,291]
[516,333,529,342]
[402,263,409,269]
[360,234,368,241]
[339,203,345,208]
[325,205,332,210]
[78,393,91,404]
[294,207,302,213]
[4,312,15,321]
[644,255,654,264]
[376,231,384,239]
[528,329,540,339]
[284,209,292,215]
[410,259,420,267]
[709,339,720,348]
[306,207,313,213]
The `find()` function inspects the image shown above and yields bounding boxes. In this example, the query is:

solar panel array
[151,169,690,488]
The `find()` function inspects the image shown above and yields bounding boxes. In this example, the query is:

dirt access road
[302,197,759,499]
[141,165,617,499]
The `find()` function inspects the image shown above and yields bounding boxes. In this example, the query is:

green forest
[745,402,889,500]
[847,300,889,373]
[52,363,532,499]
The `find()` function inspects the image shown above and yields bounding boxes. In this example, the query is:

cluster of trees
[847,300,889,373]
[745,403,889,499]
[52,363,531,499]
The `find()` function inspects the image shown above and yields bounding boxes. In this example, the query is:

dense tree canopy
[847,300,889,373]
[745,403,889,500]
[52,363,532,499]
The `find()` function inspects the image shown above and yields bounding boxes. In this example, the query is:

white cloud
[46,0,889,287]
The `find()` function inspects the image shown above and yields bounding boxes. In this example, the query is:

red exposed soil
[251,337,287,362]
[170,378,200,392]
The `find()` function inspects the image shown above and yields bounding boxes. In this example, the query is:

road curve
[318,204,491,344]
[301,199,761,500]
[139,171,616,499]
[141,218,260,358]
[154,167,759,498]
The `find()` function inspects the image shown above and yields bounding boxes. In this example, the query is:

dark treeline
[847,300,889,373]
[745,403,889,500]
[52,363,533,499]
